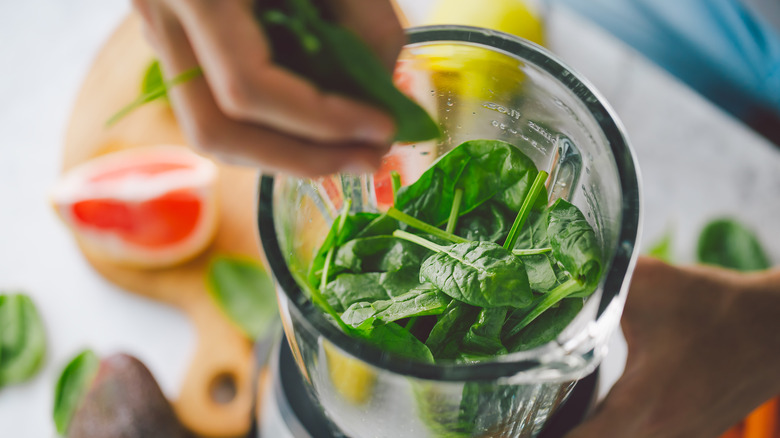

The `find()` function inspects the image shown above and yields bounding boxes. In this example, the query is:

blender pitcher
[257,25,641,438]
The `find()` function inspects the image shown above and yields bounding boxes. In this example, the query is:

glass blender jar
[257,25,641,438]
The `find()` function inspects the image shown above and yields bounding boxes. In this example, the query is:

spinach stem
[504,170,549,250]
[390,171,401,205]
[405,316,419,332]
[445,188,464,234]
[512,248,552,256]
[504,278,581,339]
[320,199,352,286]
[387,207,469,244]
[106,66,203,126]
[392,230,445,253]
[291,270,354,334]
[321,248,335,287]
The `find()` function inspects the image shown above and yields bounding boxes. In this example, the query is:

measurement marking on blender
[483,102,522,120]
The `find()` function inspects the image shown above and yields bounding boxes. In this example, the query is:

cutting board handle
[175,310,255,438]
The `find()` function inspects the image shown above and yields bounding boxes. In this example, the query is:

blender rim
[256,25,642,381]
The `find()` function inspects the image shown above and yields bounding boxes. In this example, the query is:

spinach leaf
[54,350,100,434]
[547,199,602,290]
[206,256,278,340]
[323,273,389,312]
[341,285,450,327]
[455,201,512,243]
[425,301,480,360]
[333,236,429,274]
[258,0,439,142]
[379,268,426,297]
[324,266,430,312]
[503,298,583,352]
[357,322,435,363]
[308,202,378,287]
[106,66,202,126]
[354,213,399,239]
[395,230,532,308]
[647,227,674,263]
[0,293,46,388]
[502,279,584,339]
[141,60,165,97]
[387,207,469,244]
[519,253,559,293]
[395,140,540,226]
[504,170,549,250]
[461,307,508,356]
[512,209,549,250]
[697,219,771,271]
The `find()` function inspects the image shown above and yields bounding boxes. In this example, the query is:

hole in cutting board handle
[209,372,238,405]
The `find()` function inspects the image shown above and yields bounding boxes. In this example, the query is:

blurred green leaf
[53,349,99,435]
[207,256,278,339]
[647,228,674,263]
[0,293,46,388]
[697,219,771,271]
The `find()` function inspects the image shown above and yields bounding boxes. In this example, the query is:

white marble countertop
[1,1,778,437]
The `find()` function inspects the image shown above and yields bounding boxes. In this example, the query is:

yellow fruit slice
[323,340,377,405]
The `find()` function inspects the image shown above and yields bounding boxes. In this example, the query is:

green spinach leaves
[0,293,46,388]
[697,219,770,271]
[207,256,279,340]
[258,0,439,142]
[302,140,603,363]
[53,349,100,434]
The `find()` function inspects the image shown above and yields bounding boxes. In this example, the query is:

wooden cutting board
[63,13,261,438]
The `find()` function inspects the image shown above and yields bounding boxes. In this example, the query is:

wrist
[733,269,780,390]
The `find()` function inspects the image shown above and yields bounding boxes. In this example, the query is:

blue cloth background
[552,0,780,119]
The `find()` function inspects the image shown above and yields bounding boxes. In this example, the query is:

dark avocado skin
[68,354,191,438]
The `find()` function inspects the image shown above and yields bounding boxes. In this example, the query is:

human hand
[566,257,780,438]
[132,0,404,177]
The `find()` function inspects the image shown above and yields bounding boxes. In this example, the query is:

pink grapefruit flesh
[52,146,218,268]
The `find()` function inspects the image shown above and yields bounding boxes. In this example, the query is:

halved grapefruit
[52,146,218,269]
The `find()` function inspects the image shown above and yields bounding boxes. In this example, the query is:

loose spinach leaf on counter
[395,230,532,308]
[207,256,278,340]
[647,227,674,263]
[341,284,450,328]
[395,140,541,226]
[258,0,439,143]
[54,349,100,435]
[697,218,770,271]
[0,293,46,388]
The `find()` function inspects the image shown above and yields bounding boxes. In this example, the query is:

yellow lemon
[427,0,545,46]
[323,340,377,405]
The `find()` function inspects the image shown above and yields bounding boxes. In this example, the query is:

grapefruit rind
[52,146,219,269]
